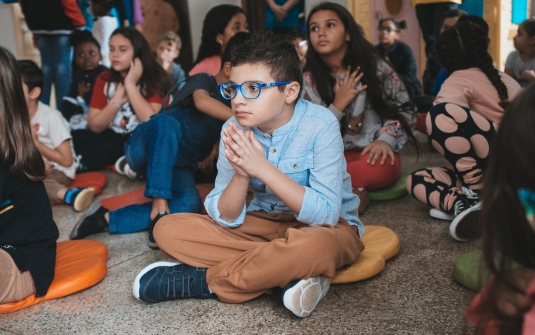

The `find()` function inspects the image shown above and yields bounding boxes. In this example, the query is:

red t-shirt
[90,71,165,134]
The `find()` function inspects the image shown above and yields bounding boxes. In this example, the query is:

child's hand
[124,58,143,87]
[223,122,266,178]
[78,82,91,97]
[43,159,54,174]
[520,69,535,82]
[362,140,395,166]
[112,83,128,105]
[332,66,367,112]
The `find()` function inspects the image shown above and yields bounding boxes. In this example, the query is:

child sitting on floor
[505,19,535,87]
[375,18,423,99]
[69,33,250,244]
[302,3,417,214]
[60,30,107,129]
[131,32,364,318]
[0,47,58,303]
[466,83,535,335]
[406,22,520,242]
[18,60,94,212]
[156,31,186,89]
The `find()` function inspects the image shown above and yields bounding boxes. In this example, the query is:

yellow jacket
[412,0,462,5]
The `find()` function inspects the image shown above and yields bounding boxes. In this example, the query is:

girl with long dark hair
[302,2,417,214]
[72,27,173,172]
[406,22,521,241]
[0,46,58,303]
[189,4,248,76]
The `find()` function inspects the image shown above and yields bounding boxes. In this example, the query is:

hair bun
[399,20,407,30]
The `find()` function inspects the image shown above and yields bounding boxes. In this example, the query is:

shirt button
[293,164,298,169]
[271,148,276,153]
[263,134,268,138]
[369,139,373,143]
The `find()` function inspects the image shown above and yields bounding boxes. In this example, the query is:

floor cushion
[368,171,410,201]
[100,185,214,215]
[333,225,400,284]
[454,250,491,292]
[0,240,107,313]
[50,172,108,205]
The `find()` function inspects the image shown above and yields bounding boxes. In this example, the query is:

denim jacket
[204,99,364,237]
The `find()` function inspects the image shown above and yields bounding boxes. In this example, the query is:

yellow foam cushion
[332,225,399,284]
[0,240,107,313]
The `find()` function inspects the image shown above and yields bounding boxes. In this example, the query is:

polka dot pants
[406,103,496,213]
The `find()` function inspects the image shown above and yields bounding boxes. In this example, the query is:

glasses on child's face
[378,27,398,33]
[219,81,292,100]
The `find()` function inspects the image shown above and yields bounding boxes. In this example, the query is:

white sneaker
[429,208,454,221]
[115,156,141,180]
[449,201,482,241]
[115,156,127,175]
[283,276,331,318]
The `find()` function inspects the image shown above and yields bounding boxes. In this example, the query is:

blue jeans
[415,2,458,56]
[35,35,72,105]
[108,106,223,234]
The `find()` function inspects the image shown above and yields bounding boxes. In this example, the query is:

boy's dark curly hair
[437,21,508,106]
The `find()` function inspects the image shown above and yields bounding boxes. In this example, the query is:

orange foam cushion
[332,225,400,284]
[50,172,108,205]
[0,240,107,313]
[100,185,214,215]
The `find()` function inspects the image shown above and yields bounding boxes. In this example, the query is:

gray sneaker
[283,276,331,317]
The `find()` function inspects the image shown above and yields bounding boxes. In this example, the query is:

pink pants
[345,150,402,190]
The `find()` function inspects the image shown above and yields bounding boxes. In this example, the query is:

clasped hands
[222,122,267,179]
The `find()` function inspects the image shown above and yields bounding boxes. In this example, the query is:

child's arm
[218,123,305,221]
[34,139,73,168]
[124,58,161,121]
[192,89,233,121]
[504,67,516,80]
[87,83,128,133]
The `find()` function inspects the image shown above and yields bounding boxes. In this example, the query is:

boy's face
[75,42,102,72]
[21,82,40,109]
[440,16,460,34]
[156,41,179,64]
[229,63,295,134]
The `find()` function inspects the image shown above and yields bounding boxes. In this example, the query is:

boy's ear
[29,87,41,101]
[284,82,301,105]
[173,49,180,58]
[223,62,231,78]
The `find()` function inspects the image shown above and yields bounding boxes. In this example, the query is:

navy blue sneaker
[133,262,214,303]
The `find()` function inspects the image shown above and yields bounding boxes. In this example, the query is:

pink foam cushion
[100,185,214,215]
[50,172,108,205]
[0,240,107,313]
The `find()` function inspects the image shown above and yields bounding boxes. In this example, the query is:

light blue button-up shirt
[204,99,364,237]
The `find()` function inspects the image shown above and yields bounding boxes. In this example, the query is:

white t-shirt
[505,50,535,85]
[31,102,77,179]
[92,16,118,68]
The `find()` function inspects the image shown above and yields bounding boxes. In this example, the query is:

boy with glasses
[132,33,364,318]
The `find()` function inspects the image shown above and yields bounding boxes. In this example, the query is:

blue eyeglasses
[219,81,292,100]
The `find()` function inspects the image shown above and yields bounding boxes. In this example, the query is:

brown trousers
[0,249,35,303]
[43,169,73,201]
[154,211,364,303]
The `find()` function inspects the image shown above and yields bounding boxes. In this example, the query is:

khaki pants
[0,249,35,303]
[43,169,73,201]
[154,211,364,303]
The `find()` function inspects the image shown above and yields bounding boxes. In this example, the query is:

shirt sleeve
[45,110,72,149]
[89,74,109,110]
[296,118,345,225]
[60,0,86,27]
[204,122,247,227]
[505,51,515,69]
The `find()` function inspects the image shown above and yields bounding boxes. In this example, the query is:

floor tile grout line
[106,249,154,269]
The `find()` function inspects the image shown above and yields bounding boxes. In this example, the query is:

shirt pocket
[277,154,313,186]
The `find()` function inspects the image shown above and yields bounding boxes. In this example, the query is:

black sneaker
[147,211,168,249]
[449,199,482,242]
[282,276,331,317]
[132,261,214,303]
[70,206,109,239]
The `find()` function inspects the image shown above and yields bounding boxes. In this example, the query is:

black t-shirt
[0,169,58,297]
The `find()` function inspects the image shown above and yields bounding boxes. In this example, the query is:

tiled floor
[0,132,479,334]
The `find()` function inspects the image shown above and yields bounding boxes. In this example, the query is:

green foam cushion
[369,171,410,201]
[454,250,491,292]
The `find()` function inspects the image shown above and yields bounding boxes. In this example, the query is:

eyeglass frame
[378,26,399,33]
[218,81,292,100]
